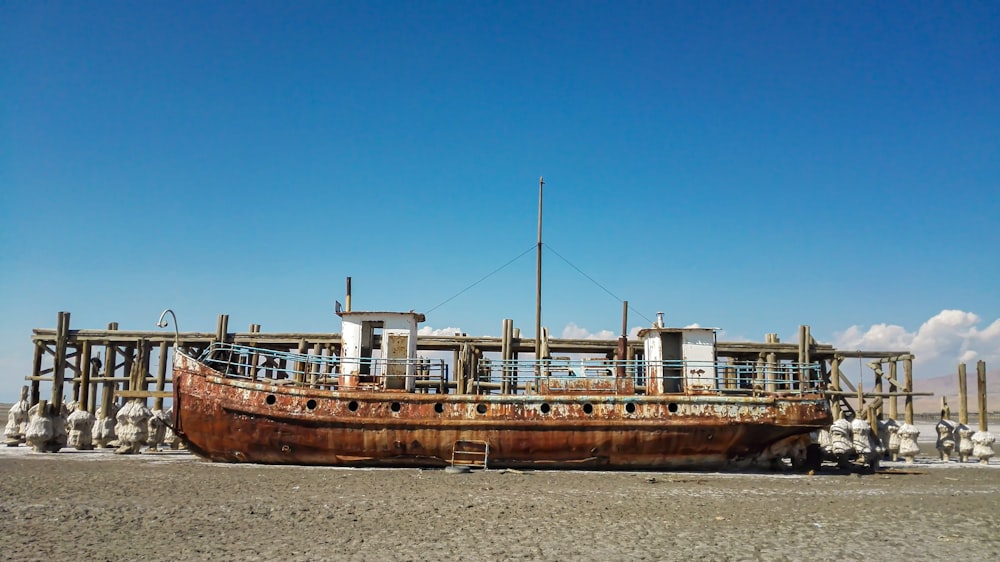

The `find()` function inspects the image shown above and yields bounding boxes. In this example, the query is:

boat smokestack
[345,276,352,313]
[656,312,664,328]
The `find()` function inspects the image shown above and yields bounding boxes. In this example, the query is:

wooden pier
[19,311,932,429]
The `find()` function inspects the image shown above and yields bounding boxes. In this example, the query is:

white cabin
[638,326,718,394]
[338,311,424,392]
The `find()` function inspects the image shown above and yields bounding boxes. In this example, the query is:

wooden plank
[116,390,174,399]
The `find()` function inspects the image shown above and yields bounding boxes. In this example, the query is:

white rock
[66,408,96,450]
[146,409,168,451]
[879,419,901,461]
[897,423,921,463]
[114,399,151,454]
[971,430,995,464]
[92,404,119,448]
[957,425,975,462]
[24,410,54,452]
[162,407,181,449]
[829,418,854,456]
[4,392,30,445]
[935,419,957,461]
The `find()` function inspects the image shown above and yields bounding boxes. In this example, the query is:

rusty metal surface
[173,352,831,470]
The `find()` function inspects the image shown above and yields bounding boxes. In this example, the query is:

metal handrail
[477,358,824,395]
[198,343,449,388]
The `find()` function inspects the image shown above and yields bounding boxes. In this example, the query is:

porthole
[625,402,636,414]
[434,403,444,414]
[476,403,488,415]
[668,403,678,413]
[306,399,317,410]
[540,403,551,414]
[265,395,276,405]
[391,402,401,412]
[348,400,359,411]
[582,403,594,415]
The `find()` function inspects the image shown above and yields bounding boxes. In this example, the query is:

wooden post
[904,356,914,425]
[616,300,628,378]
[321,343,335,386]
[249,324,261,381]
[50,311,70,414]
[765,352,777,393]
[977,360,988,432]
[29,340,44,406]
[500,319,511,395]
[453,348,462,394]
[888,360,899,420]
[215,314,229,344]
[154,341,169,410]
[78,340,92,414]
[140,339,152,405]
[121,343,136,392]
[802,325,811,389]
[754,353,765,390]
[295,339,307,385]
[71,342,83,404]
[872,362,884,420]
[958,363,969,426]
[796,325,806,390]
[99,322,119,418]
[830,356,841,420]
[310,343,323,385]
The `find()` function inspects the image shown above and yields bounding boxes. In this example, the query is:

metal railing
[197,343,449,390]
[475,358,824,395]
[196,344,822,396]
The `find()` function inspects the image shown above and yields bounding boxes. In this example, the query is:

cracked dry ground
[1,451,998,561]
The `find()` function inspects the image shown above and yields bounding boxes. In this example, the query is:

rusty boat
[171,306,832,470]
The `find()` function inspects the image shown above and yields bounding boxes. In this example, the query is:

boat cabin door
[384,333,409,390]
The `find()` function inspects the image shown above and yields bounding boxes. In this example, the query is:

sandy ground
[0,440,997,562]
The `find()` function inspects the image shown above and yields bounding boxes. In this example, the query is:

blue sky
[2,1,998,399]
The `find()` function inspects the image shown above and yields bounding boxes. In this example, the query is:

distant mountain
[909,370,999,414]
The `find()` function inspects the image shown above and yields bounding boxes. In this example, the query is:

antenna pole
[535,176,544,373]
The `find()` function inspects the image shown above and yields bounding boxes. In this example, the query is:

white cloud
[561,322,617,340]
[418,326,464,336]
[833,310,1000,377]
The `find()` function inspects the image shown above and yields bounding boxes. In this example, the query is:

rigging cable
[424,243,537,315]
[543,243,655,327]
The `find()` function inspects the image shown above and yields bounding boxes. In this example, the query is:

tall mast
[535,176,544,370]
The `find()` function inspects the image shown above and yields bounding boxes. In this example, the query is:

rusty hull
[173,352,831,469]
